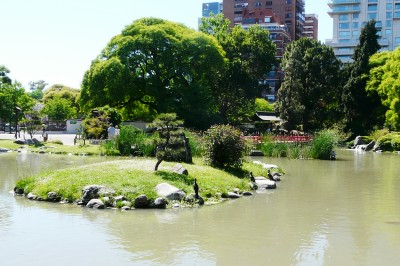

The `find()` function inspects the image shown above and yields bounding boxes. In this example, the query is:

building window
[395,37,400,47]
[255,1,261,7]
[265,16,271,22]
[395,11,400,18]
[386,29,392,35]
[353,22,358,28]
[387,12,393,19]
[368,12,377,20]
[266,1,272,5]
[353,30,359,37]
[339,23,350,29]
[339,14,349,21]
[368,4,378,11]
[353,13,359,20]
[386,20,392,27]
[387,3,393,9]
[396,3,400,9]
[286,0,292,4]
[376,21,382,27]
[339,31,350,38]
[368,0,378,2]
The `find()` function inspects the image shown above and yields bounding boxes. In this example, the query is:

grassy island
[14,157,270,207]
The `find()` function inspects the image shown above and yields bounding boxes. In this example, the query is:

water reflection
[0,151,400,265]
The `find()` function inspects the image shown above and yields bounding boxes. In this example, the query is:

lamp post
[14,106,21,139]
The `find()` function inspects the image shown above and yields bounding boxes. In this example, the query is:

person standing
[107,124,115,139]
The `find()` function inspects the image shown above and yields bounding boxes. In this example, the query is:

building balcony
[328,0,360,7]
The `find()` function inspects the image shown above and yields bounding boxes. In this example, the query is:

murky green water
[0,150,399,265]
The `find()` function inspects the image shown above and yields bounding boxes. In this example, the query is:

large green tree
[342,20,383,136]
[366,50,399,130]
[28,80,47,100]
[200,14,277,124]
[41,96,77,121]
[80,18,225,129]
[275,38,342,131]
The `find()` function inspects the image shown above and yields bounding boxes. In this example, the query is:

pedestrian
[107,124,115,139]
[115,125,120,137]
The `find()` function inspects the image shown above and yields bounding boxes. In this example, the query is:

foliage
[0,65,12,84]
[184,130,206,157]
[148,113,190,170]
[114,125,155,156]
[82,106,122,139]
[41,96,77,121]
[367,49,400,131]
[309,130,339,160]
[370,128,390,141]
[276,38,342,131]
[342,20,384,136]
[101,140,120,156]
[255,98,274,112]
[28,80,47,100]
[375,132,400,151]
[257,136,311,159]
[200,14,277,124]
[202,124,246,168]
[43,84,80,114]
[80,18,225,129]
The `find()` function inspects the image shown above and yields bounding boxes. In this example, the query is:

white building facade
[326,0,400,63]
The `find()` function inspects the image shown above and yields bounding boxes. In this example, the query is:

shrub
[376,132,400,151]
[310,130,338,160]
[370,128,390,141]
[203,124,246,168]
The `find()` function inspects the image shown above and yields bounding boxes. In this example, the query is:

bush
[376,133,400,151]
[203,125,246,168]
[310,130,338,160]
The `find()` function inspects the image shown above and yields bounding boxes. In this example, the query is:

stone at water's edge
[156,183,186,201]
[134,194,149,208]
[0,147,10,152]
[82,185,104,204]
[255,179,276,189]
[86,199,105,209]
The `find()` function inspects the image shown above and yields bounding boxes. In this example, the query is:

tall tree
[342,20,382,136]
[275,38,342,131]
[0,65,12,85]
[28,80,48,100]
[366,50,399,130]
[200,14,277,124]
[80,18,225,129]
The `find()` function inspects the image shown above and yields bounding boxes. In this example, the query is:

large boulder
[156,183,186,201]
[0,147,10,153]
[172,163,188,175]
[134,194,149,208]
[352,136,364,149]
[82,185,104,204]
[152,197,168,209]
[255,179,276,189]
[86,199,105,209]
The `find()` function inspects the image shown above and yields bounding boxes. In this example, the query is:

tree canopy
[80,18,226,129]
[200,14,277,124]
[342,20,383,136]
[275,38,342,131]
[367,50,399,130]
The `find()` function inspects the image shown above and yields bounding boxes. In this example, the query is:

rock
[0,147,10,153]
[249,182,258,190]
[27,192,37,200]
[32,138,41,145]
[172,163,188,175]
[114,195,126,201]
[121,200,132,207]
[172,203,180,208]
[153,197,168,209]
[185,193,204,205]
[82,185,104,204]
[242,191,253,196]
[352,136,364,148]
[14,186,24,195]
[226,192,241,199]
[156,183,186,201]
[233,188,240,194]
[14,139,26,145]
[250,150,264,156]
[121,206,131,211]
[364,140,375,151]
[47,191,61,202]
[255,179,276,189]
[86,199,105,209]
[134,194,149,208]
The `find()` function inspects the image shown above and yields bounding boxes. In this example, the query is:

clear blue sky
[0,0,332,90]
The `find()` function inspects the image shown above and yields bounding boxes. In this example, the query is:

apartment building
[304,14,318,39]
[326,0,400,63]
[222,0,305,41]
[202,2,223,17]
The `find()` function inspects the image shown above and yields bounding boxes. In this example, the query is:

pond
[0,150,399,265]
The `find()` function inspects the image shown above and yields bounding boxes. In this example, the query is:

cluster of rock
[351,136,383,152]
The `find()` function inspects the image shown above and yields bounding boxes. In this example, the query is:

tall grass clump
[203,125,246,168]
[184,130,205,157]
[309,130,338,160]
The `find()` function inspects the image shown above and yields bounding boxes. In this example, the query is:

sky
[0,0,332,90]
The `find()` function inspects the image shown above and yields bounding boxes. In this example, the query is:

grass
[0,139,103,156]
[15,158,272,205]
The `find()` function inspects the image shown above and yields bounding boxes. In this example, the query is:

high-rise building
[326,0,400,63]
[222,0,306,41]
[304,14,318,40]
[202,2,223,17]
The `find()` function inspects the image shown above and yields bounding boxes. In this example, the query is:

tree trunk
[154,158,163,171]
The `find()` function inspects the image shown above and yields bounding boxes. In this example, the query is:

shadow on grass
[156,171,194,185]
